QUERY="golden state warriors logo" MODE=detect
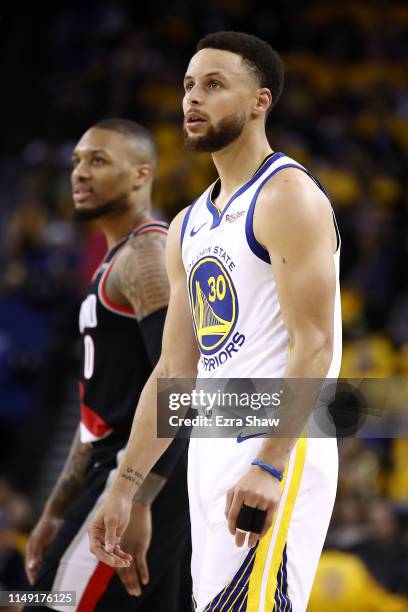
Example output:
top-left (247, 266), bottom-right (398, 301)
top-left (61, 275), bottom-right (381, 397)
top-left (188, 257), bottom-right (238, 355)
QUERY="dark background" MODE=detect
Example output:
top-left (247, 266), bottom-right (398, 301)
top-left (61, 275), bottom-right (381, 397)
top-left (0, 2), bottom-right (407, 609)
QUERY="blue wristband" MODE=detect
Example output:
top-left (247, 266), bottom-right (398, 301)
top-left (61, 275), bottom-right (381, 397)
top-left (251, 459), bottom-right (284, 482)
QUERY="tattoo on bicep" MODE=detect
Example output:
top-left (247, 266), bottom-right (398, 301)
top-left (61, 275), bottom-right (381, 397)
top-left (121, 467), bottom-right (145, 485)
top-left (118, 234), bottom-right (169, 319)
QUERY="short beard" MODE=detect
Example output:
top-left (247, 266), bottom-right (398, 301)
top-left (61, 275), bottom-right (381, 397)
top-left (183, 112), bottom-right (246, 153)
top-left (73, 196), bottom-right (130, 223)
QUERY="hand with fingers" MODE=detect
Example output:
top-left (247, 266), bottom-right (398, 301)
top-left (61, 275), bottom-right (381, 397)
top-left (88, 493), bottom-right (133, 568)
top-left (225, 464), bottom-right (283, 548)
top-left (25, 514), bottom-right (64, 585)
top-left (116, 501), bottom-right (152, 597)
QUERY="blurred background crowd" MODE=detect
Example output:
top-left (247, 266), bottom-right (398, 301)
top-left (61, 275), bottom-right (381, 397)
top-left (0, 1), bottom-right (407, 609)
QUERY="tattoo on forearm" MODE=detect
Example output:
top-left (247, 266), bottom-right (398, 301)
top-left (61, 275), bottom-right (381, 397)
top-left (53, 477), bottom-right (81, 508)
top-left (47, 428), bottom-right (92, 516)
top-left (121, 467), bottom-right (145, 485)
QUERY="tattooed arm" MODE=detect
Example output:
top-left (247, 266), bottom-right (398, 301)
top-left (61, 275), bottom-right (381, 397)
top-left (42, 424), bottom-right (92, 518)
top-left (105, 229), bottom-right (182, 504)
top-left (25, 425), bottom-right (91, 583)
top-left (101, 228), bottom-right (186, 593)
top-left (88, 210), bottom-right (198, 567)
top-left (105, 231), bottom-right (169, 322)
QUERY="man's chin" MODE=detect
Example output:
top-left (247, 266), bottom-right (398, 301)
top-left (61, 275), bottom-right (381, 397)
top-left (73, 198), bottom-right (130, 222)
top-left (73, 204), bottom-right (109, 223)
top-left (182, 117), bottom-right (245, 153)
top-left (184, 133), bottom-right (217, 153)
top-left (73, 206), bottom-right (93, 222)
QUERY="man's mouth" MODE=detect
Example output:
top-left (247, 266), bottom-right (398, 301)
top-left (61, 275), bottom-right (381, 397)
top-left (73, 188), bottom-right (93, 204)
top-left (185, 113), bottom-right (208, 126)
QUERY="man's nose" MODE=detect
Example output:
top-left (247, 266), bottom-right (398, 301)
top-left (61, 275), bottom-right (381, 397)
top-left (72, 160), bottom-right (91, 181)
top-left (186, 84), bottom-right (204, 105)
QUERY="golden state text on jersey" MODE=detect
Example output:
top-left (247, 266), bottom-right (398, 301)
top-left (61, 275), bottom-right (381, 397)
top-left (181, 152), bottom-right (342, 380)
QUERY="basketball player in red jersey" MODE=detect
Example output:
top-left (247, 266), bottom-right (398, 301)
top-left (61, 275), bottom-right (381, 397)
top-left (24, 119), bottom-right (190, 611)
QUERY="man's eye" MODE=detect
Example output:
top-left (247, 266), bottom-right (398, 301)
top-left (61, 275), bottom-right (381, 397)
top-left (92, 157), bottom-right (105, 165)
top-left (209, 81), bottom-right (221, 89)
top-left (185, 82), bottom-right (194, 91)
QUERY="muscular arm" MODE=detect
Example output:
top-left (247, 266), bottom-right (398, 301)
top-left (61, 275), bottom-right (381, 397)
top-left (110, 210), bottom-right (199, 497)
top-left (225, 168), bottom-right (339, 546)
top-left (44, 424), bottom-right (92, 518)
top-left (88, 210), bottom-right (199, 565)
top-left (25, 424), bottom-right (92, 583)
top-left (106, 231), bottom-right (169, 322)
top-left (104, 219), bottom-right (198, 503)
top-left (253, 167), bottom-right (337, 471)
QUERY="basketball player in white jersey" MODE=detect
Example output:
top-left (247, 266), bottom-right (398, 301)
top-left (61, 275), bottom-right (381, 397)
top-left (88, 32), bottom-right (342, 611)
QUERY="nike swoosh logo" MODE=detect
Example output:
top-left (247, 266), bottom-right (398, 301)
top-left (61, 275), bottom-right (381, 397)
top-left (236, 431), bottom-right (267, 443)
top-left (190, 222), bottom-right (207, 237)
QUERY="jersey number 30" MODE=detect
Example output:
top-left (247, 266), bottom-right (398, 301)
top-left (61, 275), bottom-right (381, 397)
top-left (208, 275), bottom-right (226, 302)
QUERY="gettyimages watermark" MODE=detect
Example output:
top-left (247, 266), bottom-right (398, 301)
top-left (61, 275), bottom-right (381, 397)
top-left (167, 387), bottom-right (284, 412)
top-left (157, 378), bottom-right (408, 439)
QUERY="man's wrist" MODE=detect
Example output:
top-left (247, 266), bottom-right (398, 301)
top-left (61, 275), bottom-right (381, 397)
top-left (111, 477), bottom-right (139, 501)
top-left (257, 438), bottom-right (294, 474)
top-left (254, 455), bottom-right (287, 475)
top-left (251, 459), bottom-right (284, 482)
top-left (132, 499), bottom-right (151, 509)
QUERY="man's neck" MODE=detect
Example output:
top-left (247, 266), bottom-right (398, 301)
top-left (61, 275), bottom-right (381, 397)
top-left (99, 208), bottom-right (151, 249)
top-left (211, 128), bottom-right (273, 211)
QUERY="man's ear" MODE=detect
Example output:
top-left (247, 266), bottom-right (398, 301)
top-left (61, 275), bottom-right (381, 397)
top-left (132, 164), bottom-right (153, 190)
top-left (252, 88), bottom-right (272, 119)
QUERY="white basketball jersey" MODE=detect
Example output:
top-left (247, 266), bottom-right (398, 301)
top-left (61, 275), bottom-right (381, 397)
top-left (181, 152), bottom-right (342, 379)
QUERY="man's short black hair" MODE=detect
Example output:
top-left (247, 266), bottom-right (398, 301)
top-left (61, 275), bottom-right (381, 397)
top-left (92, 118), bottom-right (157, 167)
top-left (196, 31), bottom-right (284, 110)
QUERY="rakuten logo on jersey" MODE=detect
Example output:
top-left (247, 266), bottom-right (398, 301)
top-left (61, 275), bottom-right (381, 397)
top-left (225, 210), bottom-right (245, 223)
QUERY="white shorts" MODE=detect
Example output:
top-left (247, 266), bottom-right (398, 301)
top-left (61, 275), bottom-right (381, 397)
top-left (188, 436), bottom-right (338, 612)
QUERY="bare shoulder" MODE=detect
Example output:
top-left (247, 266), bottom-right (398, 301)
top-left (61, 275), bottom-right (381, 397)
top-left (111, 229), bottom-right (169, 321)
top-left (118, 229), bottom-right (167, 265)
top-left (254, 167), bottom-right (336, 255)
top-left (110, 207), bottom-right (191, 319)
top-left (167, 205), bottom-right (191, 244)
top-left (257, 167), bottom-right (331, 222)
top-left (164, 206), bottom-right (191, 280)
